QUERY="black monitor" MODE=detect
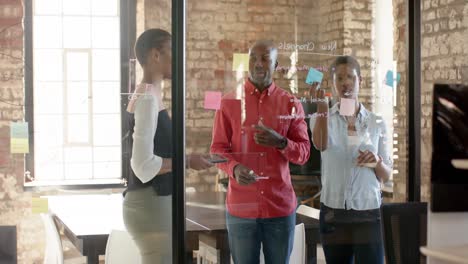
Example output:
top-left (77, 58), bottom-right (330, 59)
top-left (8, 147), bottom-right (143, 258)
top-left (431, 83), bottom-right (468, 212)
top-left (289, 101), bottom-right (321, 176)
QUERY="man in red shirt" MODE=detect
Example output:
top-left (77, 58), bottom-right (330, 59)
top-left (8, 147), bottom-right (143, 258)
top-left (210, 40), bottom-right (310, 264)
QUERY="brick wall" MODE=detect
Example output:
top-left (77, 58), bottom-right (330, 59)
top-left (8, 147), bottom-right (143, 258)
top-left (392, 0), bottom-right (468, 202)
top-left (0, 1), bottom-right (45, 263)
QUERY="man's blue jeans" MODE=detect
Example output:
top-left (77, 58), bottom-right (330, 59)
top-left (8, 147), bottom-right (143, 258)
top-left (226, 211), bottom-right (296, 264)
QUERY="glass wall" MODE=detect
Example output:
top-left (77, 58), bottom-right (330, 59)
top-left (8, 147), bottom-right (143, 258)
top-left (7, 0), bottom-right (464, 263)
top-left (183, 0), bottom-right (403, 263)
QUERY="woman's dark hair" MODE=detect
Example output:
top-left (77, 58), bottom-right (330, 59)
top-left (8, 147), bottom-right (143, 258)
top-left (330, 55), bottom-right (361, 77)
top-left (134, 28), bottom-right (171, 66)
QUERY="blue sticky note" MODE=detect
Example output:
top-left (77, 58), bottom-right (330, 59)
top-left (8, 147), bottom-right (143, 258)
top-left (385, 70), bottom-right (401, 87)
top-left (11, 122), bottom-right (29, 139)
top-left (305, 68), bottom-right (324, 85)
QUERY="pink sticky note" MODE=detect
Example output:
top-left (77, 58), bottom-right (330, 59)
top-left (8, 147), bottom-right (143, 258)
top-left (204, 91), bottom-right (222, 110)
top-left (339, 98), bottom-right (356, 116)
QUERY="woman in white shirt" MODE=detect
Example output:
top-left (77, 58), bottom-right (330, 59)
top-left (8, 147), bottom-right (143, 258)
top-left (310, 56), bottom-right (392, 264)
top-left (123, 28), bottom-right (213, 264)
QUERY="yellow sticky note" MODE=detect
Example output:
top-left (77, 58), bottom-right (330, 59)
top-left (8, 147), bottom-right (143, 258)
top-left (32, 198), bottom-right (48, 214)
top-left (232, 53), bottom-right (249, 72)
top-left (11, 138), bottom-right (29, 154)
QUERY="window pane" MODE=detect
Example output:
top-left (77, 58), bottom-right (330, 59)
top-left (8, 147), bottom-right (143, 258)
top-left (63, 147), bottom-right (93, 179)
top-left (67, 82), bottom-right (89, 114)
top-left (66, 52), bottom-right (89, 81)
top-left (34, 0), bottom-right (62, 15)
top-left (63, 17), bottom-right (91, 48)
top-left (34, 50), bottom-right (63, 81)
top-left (92, 50), bottom-right (119, 81)
top-left (93, 114), bottom-right (120, 146)
top-left (33, 16), bottom-right (62, 48)
top-left (93, 162), bottom-right (120, 179)
top-left (93, 146), bottom-right (121, 162)
top-left (34, 82), bottom-right (63, 114)
top-left (64, 163), bottom-right (93, 180)
top-left (67, 114), bottom-right (89, 143)
top-left (91, 0), bottom-right (118, 16)
top-left (35, 163), bottom-right (64, 181)
top-left (92, 17), bottom-right (119, 49)
top-left (92, 82), bottom-right (120, 114)
top-left (64, 146), bottom-right (92, 163)
top-left (35, 146), bottom-right (63, 180)
top-left (34, 115), bottom-right (64, 147)
top-left (63, 0), bottom-right (90, 15)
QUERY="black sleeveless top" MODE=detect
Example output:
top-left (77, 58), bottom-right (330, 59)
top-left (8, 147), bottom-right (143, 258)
top-left (124, 109), bottom-right (173, 196)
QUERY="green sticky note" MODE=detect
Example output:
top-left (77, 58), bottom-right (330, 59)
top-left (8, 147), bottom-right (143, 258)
top-left (232, 53), bottom-right (249, 71)
top-left (32, 198), bottom-right (48, 214)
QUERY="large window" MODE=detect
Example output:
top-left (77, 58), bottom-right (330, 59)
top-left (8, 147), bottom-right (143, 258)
top-left (25, 0), bottom-right (132, 186)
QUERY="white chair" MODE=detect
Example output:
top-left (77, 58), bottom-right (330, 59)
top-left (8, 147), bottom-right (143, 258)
top-left (289, 223), bottom-right (306, 264)
top-left (105, 229), bottom-right (141, 264)
top-left (41, 213), bottom-right (86, 264)
top-left (258, 223), bottom-right (306, 264)
top-left (195, 240), bottom-right (220, 264)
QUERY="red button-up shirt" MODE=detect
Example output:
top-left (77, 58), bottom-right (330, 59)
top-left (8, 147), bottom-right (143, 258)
top-left (210, 79), bottom-right (310, 218)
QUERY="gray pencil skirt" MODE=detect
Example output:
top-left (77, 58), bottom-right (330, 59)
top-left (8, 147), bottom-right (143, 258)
top-left (123, 186), bottom-right (172, 264)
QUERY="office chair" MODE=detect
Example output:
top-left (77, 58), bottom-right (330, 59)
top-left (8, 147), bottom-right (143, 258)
top-left (380, 202), bottom-right (428, 264)
top-left (0, 226), bottom-right (17, 264)
top-left (41, 214), bottom-right (86, 264)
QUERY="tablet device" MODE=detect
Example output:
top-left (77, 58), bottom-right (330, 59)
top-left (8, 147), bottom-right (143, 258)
top-left (206, 154), bottom-right (228, 163)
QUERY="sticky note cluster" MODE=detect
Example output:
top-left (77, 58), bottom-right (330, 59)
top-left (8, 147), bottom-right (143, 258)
top-left (10, 122), bottom-right (29, 154)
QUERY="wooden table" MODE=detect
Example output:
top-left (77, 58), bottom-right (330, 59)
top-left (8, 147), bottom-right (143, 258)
top-left (421, 245), bottom-right (468, 264)
top-left (48, 192), bottom-right (319, 264)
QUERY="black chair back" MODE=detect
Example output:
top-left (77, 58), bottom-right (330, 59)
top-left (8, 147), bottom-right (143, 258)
top-left (0, 226), bottom-right (17, 264)
top-left (380, 202), bottom-right (427, 264)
